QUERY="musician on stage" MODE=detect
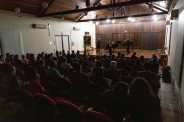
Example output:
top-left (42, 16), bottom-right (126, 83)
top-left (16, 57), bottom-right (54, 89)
top-left (126, 39), bottom-right (130, 54)
top-left (96, 38), bottom-right (101, 53)
top-left (111, 41), bottom-right (116, 52)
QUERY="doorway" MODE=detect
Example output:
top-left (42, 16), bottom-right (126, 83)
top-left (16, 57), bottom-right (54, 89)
top-left (55, 35), bottom-right (70, 52)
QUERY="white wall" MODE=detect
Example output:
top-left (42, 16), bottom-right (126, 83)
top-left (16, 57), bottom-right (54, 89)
top-left (0, 11), bottom-right (96, 55)
top-left (166, 0), bottom-right (184, 115)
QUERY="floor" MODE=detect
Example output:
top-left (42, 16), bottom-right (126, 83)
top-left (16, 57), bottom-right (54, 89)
top-left (160, 80), bottom-right (183, 122)
top-left (87, 48), bottom-right (158, 58)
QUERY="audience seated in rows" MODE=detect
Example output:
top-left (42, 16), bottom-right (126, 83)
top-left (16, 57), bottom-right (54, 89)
top-left (0, 50), bottom-right (163, 122)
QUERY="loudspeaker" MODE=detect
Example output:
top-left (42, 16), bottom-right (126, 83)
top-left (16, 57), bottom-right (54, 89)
top-left (170, 9), bottom-right (178, 20)
top-left (73, 27), bottom-right (80, 31)
top-left (32, 24), bottom-right (47, 29)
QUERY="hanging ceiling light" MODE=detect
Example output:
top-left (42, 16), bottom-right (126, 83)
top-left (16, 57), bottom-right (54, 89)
top-left (14, 7), bottom-right (21, 13)
top-left (42, 1), bottom-right (48, 8)
top-left (75, 5), bottom-right (79, 9)
top-left (151, 9), bottom-right (155, 14)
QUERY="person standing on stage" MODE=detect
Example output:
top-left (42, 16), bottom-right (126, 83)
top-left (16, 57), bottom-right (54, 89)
top-left (109, 44), bottom-right (113, 58)
top-left (126, 39), bottom-right (130, 54)
top-left (96, 38), bottom-right (101, 53)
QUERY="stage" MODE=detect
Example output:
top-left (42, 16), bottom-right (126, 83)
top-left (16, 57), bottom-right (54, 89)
top-left (86, 48), bottom-right (159, 59)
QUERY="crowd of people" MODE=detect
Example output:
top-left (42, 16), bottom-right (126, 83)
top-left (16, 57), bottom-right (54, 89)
top-left (0, 50), bottom-right (162, 122)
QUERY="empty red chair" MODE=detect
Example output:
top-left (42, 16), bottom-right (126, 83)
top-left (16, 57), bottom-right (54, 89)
top-left (56, 100), bottom-right (83, 122)
top-left (84, 110), bottom-right (114, 122)
top-left (34, 93), bottom-right (57, 120)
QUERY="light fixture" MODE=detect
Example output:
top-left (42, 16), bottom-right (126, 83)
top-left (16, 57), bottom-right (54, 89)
top-left (84, 11), bottom-right (88, 16)
top-left (14, 7), bottom-right (21, 13)
top-left (112, 20), bottom-right (116, 23)
top-left (125, 30), bottom-right (127, 33)
top-left (75, 5), bottom-right (79, 9)
top-left (96, 22), bottom-right (99, 25)
top-left (131, 18), bottom-right (135, 22)
top-left (151, 9), bottom-right (155, 14)
top-left (106, 19), bottom-right (110, 23)
top-left (42, 1), bottom-right (48, 8)
top-left (153, 15), bottom-right (158, 21)
top-left (89, 21), bottom-right (93, 24)
top-left (127, 17), bottom-right (132, 21)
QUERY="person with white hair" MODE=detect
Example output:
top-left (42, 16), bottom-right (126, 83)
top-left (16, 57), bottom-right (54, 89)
top-left (105, 61), bottom-right (121, 85)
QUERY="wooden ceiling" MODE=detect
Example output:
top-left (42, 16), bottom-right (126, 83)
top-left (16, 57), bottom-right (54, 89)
top-left (0, 0), bottom-right (173, 23)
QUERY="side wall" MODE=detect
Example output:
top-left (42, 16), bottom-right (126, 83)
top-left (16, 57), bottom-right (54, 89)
top-left (166, 0), bottom-right (184, 118)
top-left (0, 11), bottom-right (96, 55)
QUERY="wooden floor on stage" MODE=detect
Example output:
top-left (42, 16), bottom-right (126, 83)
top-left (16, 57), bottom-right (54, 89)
top-left (87, 48), bottom-right (158, 59)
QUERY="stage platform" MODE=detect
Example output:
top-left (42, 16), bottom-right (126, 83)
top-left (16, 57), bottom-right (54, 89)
top-left (86, 48), bottom-right (159, 59)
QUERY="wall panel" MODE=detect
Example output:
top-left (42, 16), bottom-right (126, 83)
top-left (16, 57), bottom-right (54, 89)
top-left (96, 20), bottom-right (166, 49)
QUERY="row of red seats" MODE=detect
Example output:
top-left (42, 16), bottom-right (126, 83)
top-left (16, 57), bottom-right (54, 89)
top-left (0, 83), bottom-right (115, 122)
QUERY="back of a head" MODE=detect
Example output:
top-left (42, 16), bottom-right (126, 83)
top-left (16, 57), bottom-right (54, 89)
top-left (49, 60), bottom-right (57, 68)
top-left (144, 61), bottom-right (150, 70)
top-left (72, 62), bottom-right (81, 72)
top-left (129, 77), bottom-right (154, 98)
top-left (95, 60), bottom-right (102, 68)
top-left (121, 53), bottom-right (125, 58)
top-left (24, 67), bottom-right (37, 81)
top-left (1, 63), bottom-right (15, 76)
top-left (113, 82), bottom-right (129, 96)
top-left (110, 61), bottom-right (117, 69)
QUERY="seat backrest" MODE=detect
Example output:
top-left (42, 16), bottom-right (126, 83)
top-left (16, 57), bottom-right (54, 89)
top-left (84, 110), bottom-right (114, 122)
top-left (56, 100), bottom-right (83, 122)
top-left (34, 93), bottom-right (57, 117)
top-left (123, 65), bottom-right (133, 73)
top-left (16, 87), bottom-right (34, 108)
top-left (0, 84), bottom-right (16, 102)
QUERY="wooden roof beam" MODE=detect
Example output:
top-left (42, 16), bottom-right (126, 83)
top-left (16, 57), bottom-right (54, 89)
top-left (40, 0), bottom-right (165, 17)
top-left (38, 0), bottom-right (55, 17)
top-left (145, 3), bottom-right (168, 12)
top-left (77, 11), bottom-right (167, 22)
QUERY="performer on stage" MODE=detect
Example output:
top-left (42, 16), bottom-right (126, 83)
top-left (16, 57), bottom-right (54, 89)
top-left (126, 39), bottom-right (130, 54)
top-left (111, 41), bottom-right (116, 52)
top-left (108, 44), bottom-right (113, 58)
top-left (96, 38), bottom-right (101, 53)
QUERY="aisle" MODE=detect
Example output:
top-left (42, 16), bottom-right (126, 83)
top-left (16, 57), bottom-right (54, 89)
top-left (160, 81), bottom-right (183, 122)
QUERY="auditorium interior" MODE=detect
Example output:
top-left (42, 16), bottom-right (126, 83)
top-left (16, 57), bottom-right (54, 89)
top-left (0, 0), bottom-right (184, 121)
